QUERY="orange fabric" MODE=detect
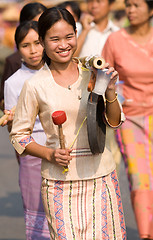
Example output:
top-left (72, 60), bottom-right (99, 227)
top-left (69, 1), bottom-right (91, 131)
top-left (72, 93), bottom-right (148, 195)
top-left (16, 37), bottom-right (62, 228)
top-left (131, 190), bottom-right (153, 239)
top-left (102, 28), bottom-right (153, 116)
top-left (2, 27), bottom-right (16, 49)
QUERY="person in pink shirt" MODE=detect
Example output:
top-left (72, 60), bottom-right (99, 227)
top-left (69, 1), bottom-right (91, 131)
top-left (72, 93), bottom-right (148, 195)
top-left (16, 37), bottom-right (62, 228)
top-left (102, 0), bottom-right (153, 239)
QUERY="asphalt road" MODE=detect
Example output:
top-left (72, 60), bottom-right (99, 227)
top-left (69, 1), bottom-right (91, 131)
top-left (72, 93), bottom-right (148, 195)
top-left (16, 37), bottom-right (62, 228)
top-left (0, 125), bottom-right (140, 240)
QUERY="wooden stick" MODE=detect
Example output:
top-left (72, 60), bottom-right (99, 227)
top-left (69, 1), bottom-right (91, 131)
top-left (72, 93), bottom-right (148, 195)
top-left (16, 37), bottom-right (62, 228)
top-left (58, 125), bottom-right (68, 172)
top-left (0, 106), bottom-right (16, 126)
top-left (58, 125), bottom-right (65, 149)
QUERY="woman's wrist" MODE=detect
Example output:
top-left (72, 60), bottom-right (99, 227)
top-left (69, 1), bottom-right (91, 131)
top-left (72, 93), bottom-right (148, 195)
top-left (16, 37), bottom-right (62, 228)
top-left (105, 89), bottom-right (116, 101)
top-left (105, 93), bottom-right (118, 103)
top-left (45, 147), bottom-right (54, 163)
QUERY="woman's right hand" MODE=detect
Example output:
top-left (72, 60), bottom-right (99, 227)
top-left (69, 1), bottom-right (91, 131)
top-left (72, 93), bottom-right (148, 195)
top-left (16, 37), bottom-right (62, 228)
top-left (1, 109), bottom-right (14, 127)
top-left (80, 13), bottom-right (94, 32)
top-left (49, 148), bottom-right (72, 167)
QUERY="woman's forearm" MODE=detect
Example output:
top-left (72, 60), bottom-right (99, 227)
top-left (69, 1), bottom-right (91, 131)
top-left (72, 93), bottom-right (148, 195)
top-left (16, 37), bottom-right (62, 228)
top-left (105, 90), bottom-right (121, 126)
top-left (25, 141), bottom-right (72, 167)
top-left (25, 141), bottom-right (53, 162)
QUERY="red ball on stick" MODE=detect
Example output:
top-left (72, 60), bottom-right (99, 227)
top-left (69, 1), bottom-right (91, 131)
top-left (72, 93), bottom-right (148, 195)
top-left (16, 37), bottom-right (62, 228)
top-left (52, 110), bottom-right (68, 173)
top-left (52, 111), bottom-right (67, 125)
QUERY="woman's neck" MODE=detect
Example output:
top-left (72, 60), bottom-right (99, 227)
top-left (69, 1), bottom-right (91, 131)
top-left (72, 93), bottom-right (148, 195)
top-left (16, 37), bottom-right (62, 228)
top-left (49, 60), bottom-right (79, 88)
top-left (24, 60), bottom-right (44, 70)
top-left (49, 59), bottom-right (72, 73)
top-left (126, 22), bottom-right (152, 44)
top-left (129, 22), bottom-right (151, 35)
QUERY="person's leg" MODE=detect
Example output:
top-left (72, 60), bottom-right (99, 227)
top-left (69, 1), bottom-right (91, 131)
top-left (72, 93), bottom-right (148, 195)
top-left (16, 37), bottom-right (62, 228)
top-left (116, 115), bottom-right (153, 240)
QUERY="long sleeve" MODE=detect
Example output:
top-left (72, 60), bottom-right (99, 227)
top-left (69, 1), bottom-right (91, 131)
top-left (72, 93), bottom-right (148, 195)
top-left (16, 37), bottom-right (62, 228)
top-left (4, 78), bottom-right (18, 110)
top-left (10, 79), bottom-right (39, 154)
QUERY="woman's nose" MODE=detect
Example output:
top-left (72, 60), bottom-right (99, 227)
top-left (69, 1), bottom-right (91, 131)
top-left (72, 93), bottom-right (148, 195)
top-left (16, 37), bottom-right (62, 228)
top-left (59, 39), bottom-right (68, 48)
top-left (30, 44), bottom-right (37, 53)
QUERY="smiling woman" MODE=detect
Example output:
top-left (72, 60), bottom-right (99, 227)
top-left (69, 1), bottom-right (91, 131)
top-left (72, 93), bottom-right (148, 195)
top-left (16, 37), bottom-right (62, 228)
top-left (9, 7), bottom-right (126, 239)
top-left (41, 19), bottom-right (77, 68)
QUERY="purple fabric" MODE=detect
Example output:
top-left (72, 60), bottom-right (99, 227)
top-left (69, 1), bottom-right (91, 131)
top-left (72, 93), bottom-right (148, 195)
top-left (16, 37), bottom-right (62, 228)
top-left (19, 155), bottom-right (50, 240)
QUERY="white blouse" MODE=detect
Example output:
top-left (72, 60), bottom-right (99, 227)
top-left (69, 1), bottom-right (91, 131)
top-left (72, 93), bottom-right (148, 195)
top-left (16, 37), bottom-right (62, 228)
top-left (10, 61), bottom-right (125, 181)
top-left (4, 63), bottom-right (46, 145)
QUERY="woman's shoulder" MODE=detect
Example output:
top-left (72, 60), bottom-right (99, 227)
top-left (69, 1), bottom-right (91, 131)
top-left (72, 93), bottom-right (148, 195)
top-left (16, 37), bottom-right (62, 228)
top-left (5, 63), bottom-right (38, 87)
top-left (25, 63), bottom-right (51, 87)
top-left (108, 28), bottom-right (125, 40)
top-left (5, 67), bottom-right (24, 87)
top-left (105, 29), bottom-right (128, 48)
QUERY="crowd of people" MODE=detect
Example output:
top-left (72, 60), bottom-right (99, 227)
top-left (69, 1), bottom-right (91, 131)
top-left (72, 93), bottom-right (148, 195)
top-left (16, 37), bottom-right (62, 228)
top-left (0, 0), bottom-right (153, 240)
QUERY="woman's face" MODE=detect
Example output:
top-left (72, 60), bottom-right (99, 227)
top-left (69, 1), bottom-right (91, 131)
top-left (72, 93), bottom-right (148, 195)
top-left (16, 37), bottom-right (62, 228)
top-left (125, 0), bottom-right (153, 26)
top-left (41, 19), bottom-right (77, 65)
top-left (18, 28), bottom-right (44, 70)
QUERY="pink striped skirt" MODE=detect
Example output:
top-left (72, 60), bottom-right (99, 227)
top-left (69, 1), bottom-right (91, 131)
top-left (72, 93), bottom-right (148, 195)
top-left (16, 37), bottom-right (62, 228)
top-left (41, 170), bottom-right (126, 240)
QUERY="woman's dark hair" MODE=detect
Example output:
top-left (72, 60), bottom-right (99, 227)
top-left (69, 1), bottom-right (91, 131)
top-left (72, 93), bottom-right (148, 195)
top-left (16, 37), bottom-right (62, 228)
top-left (38, 7), bottom-right (76, 65)
top-left (57, 1), bottom-right (81, 20)
top-left (109, 0), bottom-right (116, 4)
top-left (19, 2), bottom-right (47, 23)
top-left (15, 21), bottom-right (39, 49)
top-left (125, 0), bottom-right (153, 10)
top-left (146, 0), bottom-right (153, 10)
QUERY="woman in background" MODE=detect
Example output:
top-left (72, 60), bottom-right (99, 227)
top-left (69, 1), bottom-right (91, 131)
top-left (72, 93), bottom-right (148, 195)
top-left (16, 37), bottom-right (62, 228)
top-left (102, 0), bottom-right (153, 239)
top-left (0, 2), bottom-right (47, 110)
top-left (3, 21), bottom-right (50, 239)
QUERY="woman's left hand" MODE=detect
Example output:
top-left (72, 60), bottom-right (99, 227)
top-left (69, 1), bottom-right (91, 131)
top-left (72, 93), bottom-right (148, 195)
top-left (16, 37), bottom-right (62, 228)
top-left (104, 63), bottom-right (119, 91)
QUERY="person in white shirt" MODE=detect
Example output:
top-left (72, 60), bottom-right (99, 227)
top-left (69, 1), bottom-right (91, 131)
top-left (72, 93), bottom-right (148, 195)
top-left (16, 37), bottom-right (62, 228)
top-left (74, 0), bottom-right (119, 57)
top-left (3, 20), bottom-right (50, 240)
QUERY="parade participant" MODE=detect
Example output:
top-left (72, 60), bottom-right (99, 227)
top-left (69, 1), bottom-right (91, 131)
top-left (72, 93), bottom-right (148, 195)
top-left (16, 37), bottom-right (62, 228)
top-left (74, 0), bottom-right (122, 176)
top-left (10, 7), bottom-right (126, 239)
top-left (0, 2), bottom-right (47, 111)
top-left (102, 0), bottom-right (153, 239)
top-left (74, 0), bottom-right (119, 57)
top-left (3, 20), bottom-right (50, 239)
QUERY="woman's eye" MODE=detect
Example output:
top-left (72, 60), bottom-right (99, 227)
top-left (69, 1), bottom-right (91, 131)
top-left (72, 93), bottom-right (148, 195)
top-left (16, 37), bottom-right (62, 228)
top-left (22, 44), bottom-right (28, 48)
top-left (67, 36), bottom-right (72, 39)
top-left (51, 38), bottom-right (58, 42)
top-left (67, 34), bottom-right (75, 40)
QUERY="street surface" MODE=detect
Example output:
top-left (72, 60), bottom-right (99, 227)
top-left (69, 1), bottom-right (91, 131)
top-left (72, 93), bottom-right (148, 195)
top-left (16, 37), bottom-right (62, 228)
top-left (0, 125), bottom-right (140, 240)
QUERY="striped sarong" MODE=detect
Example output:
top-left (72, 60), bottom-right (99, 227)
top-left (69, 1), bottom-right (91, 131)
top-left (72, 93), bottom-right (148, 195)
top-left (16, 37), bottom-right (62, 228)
top-left (19, 155), bottom-right (50, 239)
top-left (116, 115), bottom-right (153, 239)
top-left (41, 170), bottom-right (126, 240)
